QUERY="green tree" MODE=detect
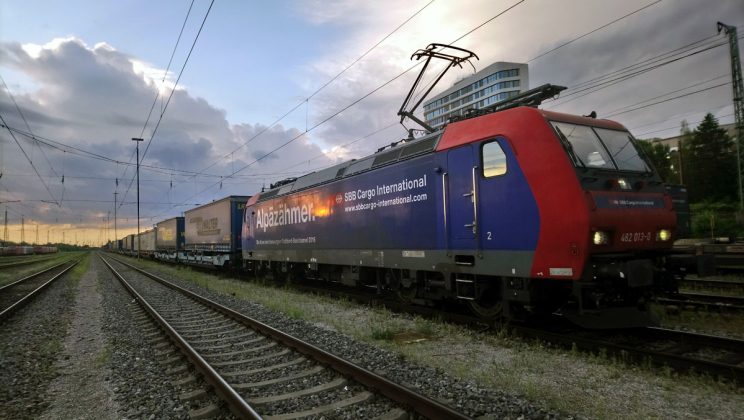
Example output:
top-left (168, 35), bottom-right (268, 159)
top-left (683, 114), bottom-right (736, 202)
top-left (636, 140), bottom-right (675, 182)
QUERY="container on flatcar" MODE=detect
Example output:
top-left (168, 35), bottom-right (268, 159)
top-left (183, 195), bottom-right (250, 267)
top-left (125, 234), bottom-right (135, 254)
top-left (665, 184), bottom-right (691, 239)
top-left (138, 229), bottom-right (157, 257)
top-left (155, 217), bottom-right (184, 262)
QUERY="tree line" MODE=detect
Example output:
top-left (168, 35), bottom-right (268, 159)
top-left (637, 113), bottom-right (740, 238)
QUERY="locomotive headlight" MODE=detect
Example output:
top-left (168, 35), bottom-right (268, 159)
top-left (592, 231), bottom-right (610, 245)
top-left (617, 178), bottom-right (631, 190)
top-left (656, 229), bottom-right (672, 241)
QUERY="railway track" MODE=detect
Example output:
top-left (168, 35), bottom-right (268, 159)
top-left (679, 277), bottom-right (744, 294)
top-left (515, 324), bottom-right (744, 383)
top-left (284, 279), bottom-right (744, 383)
top-left (0, 255), bottom-right (59, 270)
top-left (656, 292), bottom-right (744, 313)
top-left (0, 259), bottom-right (79, 321)
top-left (100, 254), bottom-right (470, 419)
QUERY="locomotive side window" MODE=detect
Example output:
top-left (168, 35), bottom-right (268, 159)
top-left (482, 141), bottom-right (507, 177)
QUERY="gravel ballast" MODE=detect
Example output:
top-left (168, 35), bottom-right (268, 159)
top-left (126, 256), bottom-right (744, 419)
top-left (9, 252), bottom-right (740, 419)
top-left (0, 258), bottom-right (78, 419)
top-left (124, 258), bottom-right (564, 419)
top-left (39, 257), bottom-right (119, 419)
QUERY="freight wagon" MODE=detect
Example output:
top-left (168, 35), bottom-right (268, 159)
top-left (182, 195), bottom-right (249, 267)
top-left (138, 229), bottom-right (157, 257)
top-left (155, 217), bottom-right (185, 262)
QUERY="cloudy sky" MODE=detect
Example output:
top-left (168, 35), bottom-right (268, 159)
top-left (0, 0), bottom-right (742, 245)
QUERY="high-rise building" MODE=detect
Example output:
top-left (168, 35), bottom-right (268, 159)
top-left (422, 62), bottom-right (529, 129)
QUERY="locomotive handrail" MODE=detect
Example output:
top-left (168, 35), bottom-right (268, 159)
top-left (442, 172), bottom-right (449, 255)
top-left (471, 166), bottom-right (479, 251)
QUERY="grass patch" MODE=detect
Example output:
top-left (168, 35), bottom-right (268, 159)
top-left (370, 325), bottom-right (397, 341)
top-left (0, 251), bottom-right (84, 286)
top-left (653, 303), bottom-right (744, 338)
top-left (67, 253), bottom-right (91, 285)
top-left (96, 342), bottom-right (113, 368)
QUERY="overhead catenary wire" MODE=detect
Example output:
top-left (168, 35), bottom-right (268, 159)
top-left (527, 0), bottom-right (662, 63)
top-left (545, 32), bottom-right (742, 109)
top-left (632, 111), bottom-right (735, 138)
top-left (0, 75), bottom-right (60, 179)
top-left (601, 74), bottom-right (729, 116)
top-left (0, 113), bottom-right (58, 206)
top-left (0, 124), bottom-right (264, 179)
top-left (604, 82), bottom-right (731, 118)
top-left (551, 42), bottom-right (729, 105)
top-left (185, 0), bottom-right (437, 184)
top-left (119, 0), bottom-right (215, 209)
top-left (147, 0), bottom-right (530, 221)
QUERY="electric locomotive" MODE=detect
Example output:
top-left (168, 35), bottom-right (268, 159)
top-left (241, 103), bottom-right (676, 328)
top-left (241, 46), bottom-right (677, 328)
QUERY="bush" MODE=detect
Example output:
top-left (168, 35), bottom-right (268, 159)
top-left (690, 201), bottom-right (743, 239)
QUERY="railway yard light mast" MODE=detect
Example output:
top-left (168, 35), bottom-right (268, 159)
top-left (718, 22), bottom-right (744, 212)
top-left (114, 192), bottom-right (118, 246)
top-left (132, 137), bottom-right (144, 258)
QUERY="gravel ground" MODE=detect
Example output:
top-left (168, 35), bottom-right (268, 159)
top-left (123, 256), bottom-right (744, 419)
top-left (0, 258), bottom-right (77, 419)
top-left (131, 259), bottom-right (564, 419)
top-left (95, 255), bottom-right (212, 419)
top-left (6, 250), bottom-right (741, 419)
top-left (1, 254), bottom-right (223, 419)
top-left (39, 258), bottom-right (119, 419)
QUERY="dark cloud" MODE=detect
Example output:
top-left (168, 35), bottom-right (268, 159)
top-left (0, 38), bottom-right (331, 232)
top-left (528, 0), bottom-right (744, 133)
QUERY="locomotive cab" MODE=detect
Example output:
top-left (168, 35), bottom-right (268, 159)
top-left (546, 116), bottom-right (677, 327)
top-left (439, 107), bottom-right (678, 328)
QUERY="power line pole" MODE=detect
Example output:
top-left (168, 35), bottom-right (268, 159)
top-left (114, 191), bottom-right (118, 244)
top-left (21, 216), bottom-right (24, 244)
top-left (718, 22), bottom-right (744, 212)
top-left (132, 137), bottom-right (144, 259)
top-left (3, 209), bottom-right (6, 243)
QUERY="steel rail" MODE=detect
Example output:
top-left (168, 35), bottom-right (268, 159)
top-left (108, 255), bottom-right (471, 420)
top-left (98, 254), bottom-right (261, 419)
top-left (0, 255), bottom-right (59, 270)
top-left (512, 325), bottom-right (744, 383)
top-left (681, 278), bottom-right (744, 289)
top-left (0, 260), bottom-right (72, 292)
top-left (0, 260), bottom-right (78, 321)
top-left (655, 294), bottom-right (744, 313)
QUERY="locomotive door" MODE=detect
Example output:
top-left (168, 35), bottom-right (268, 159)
top-left (446, 145), bottom-right (478, 250)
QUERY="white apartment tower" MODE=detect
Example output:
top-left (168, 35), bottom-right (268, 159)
top-left (422, 62), bottom-right (529, 129)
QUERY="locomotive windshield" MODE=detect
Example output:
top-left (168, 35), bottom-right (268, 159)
top-left (550, 121), bottom-right (650, 172)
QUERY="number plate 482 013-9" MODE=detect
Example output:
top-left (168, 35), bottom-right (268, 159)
top-left (619, 231), bottom-right (652, 242)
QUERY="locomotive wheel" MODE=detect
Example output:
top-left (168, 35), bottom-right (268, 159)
top-left (396, 285), bottom-right (417, 304)
top-left (468, 282), bottom-right (503, 319)
top-left (388, 269), bottom-right (417, 303)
